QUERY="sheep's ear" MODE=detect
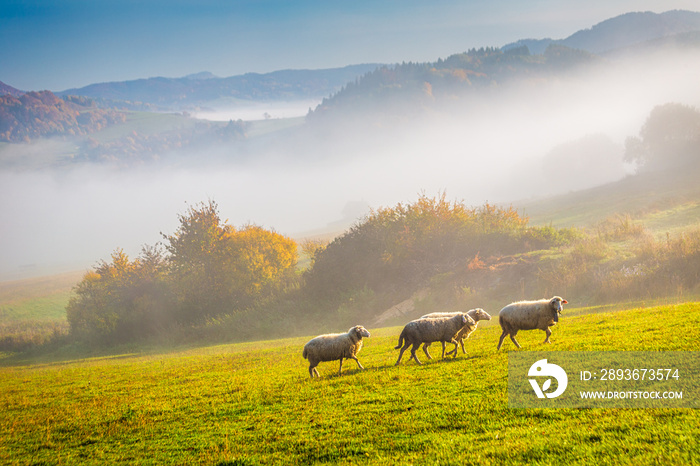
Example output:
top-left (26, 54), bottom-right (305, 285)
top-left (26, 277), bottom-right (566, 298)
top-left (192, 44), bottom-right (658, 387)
top-left (562, 300), bottom-right (568, 304)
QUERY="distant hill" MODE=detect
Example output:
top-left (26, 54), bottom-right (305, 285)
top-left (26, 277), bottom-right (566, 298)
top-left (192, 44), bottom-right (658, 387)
top-left (311, 10), bottom-right (700, 123)
top-left (57, 64), bottom-right (381, 111)
top-left (0, 91), bottom-right (126, 143)
top-left (307, 45), bottom-right (600, 121)
top-left (0, 81), bottom-right (24, 98)
top-left (502, 10), bottom-right (700, 54)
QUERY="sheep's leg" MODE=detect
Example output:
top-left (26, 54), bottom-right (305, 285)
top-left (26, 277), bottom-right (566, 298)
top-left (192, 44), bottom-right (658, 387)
top-left (338, 357), bottom-right (344, 375)
top-left (440, 341), bottom-right (447, 359)
top-left (450, 340), bottom-right (459, 358)
top-left (409, 342), bottom-right (423, 365)
top-left (309, 362), bottom-right (319, 378)
top-left (350, 355), bottom-right (365, 370)
top-left (543, 328), bottom-right (552, 344)
top-left (446, 338), bottom-right (465, 356)
top-left (497, 330), bottom-right (508, 350)
top-left (395, 342), bottom-right (412, 366)
top-left (509, 331), bottom-right (522, 349)
top-left (422, 343), bottom-right (433, 360)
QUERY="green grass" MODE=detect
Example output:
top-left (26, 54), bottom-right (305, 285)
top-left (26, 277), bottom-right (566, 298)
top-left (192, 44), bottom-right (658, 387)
top-left (1, 302), bottom-right (699, 465)
top-left (640, 201), bottom-right (700, 238)
top-left (0, 271), bottom-right (82, 322)
top-left (89, 112), bottom-right (203, 143)
top-left (521, 170), bottom-right (700, 234)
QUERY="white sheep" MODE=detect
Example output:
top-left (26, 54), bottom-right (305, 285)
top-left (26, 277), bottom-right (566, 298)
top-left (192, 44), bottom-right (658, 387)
top-left (496, 296), bottom-right (568, 350)
top-left (302, 325), bottom-right (371, 378)
top-left (394, 314), bottom-right (474, 365)
top-left (420, 308), bottom-right (493, 357)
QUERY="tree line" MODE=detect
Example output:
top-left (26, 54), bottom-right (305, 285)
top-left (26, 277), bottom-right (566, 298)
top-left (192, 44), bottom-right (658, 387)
top-left (66, 196), bottom-right (573, 344)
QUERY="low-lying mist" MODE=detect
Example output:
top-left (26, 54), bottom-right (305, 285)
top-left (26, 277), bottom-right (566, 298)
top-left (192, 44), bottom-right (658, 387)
top-left (191, 99), bottom-right (321, 122)
top-left (1, 48), bottom-right (699, 280)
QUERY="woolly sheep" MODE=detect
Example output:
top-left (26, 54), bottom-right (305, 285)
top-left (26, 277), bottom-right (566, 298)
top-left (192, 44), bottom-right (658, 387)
top-left (302, 325), bottom-right (371, 378)
top-left (394, 314), bottom-right (474, 365)
top-left (420, 308), bottom-right (493, 357)
top-left (497, 296), bottom-right (568, 350)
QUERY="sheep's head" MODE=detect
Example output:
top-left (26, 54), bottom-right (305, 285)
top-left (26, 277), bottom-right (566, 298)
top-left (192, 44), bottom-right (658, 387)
top-left (550, 297), bottom-right (568, 322)
top-left (351, 325), bottom-right (371, 339)
top-left (469, 308), bottom-right (492, 322)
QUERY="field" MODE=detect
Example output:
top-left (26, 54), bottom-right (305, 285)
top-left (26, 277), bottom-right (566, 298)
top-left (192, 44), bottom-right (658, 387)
top-left (521, 170), bottom-right (700, 234)
top-left (1, 302), bottom-right (699, 465)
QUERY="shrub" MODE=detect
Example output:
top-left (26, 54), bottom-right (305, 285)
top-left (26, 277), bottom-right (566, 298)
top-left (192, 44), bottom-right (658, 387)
top-left (303, 193), bottom-right (565, 302)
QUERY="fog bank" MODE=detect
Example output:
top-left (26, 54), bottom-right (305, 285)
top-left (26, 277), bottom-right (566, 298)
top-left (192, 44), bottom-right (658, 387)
top-left (1, 49), bottom-right (699, 280)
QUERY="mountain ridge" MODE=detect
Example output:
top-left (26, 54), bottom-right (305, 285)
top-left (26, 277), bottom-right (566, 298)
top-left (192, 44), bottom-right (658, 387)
top-left (6, 10), bottom-right (698, 113)
top-left (56, 64), bottom-right (382, 110)
top-left (0, 81), bottom-right (24, 97)
top-left (502, 9), bottom-right (700, 54)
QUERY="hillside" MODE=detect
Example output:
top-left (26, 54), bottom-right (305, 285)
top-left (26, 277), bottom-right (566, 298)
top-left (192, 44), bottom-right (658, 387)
top-left (502, 10), bottom-right (700, 54)
top-left (0, 91), bottom-right (127, 143)
top-left (0, 81), bottom-right (24, 98)
top-left (519, 169), bottom-right (700, 234)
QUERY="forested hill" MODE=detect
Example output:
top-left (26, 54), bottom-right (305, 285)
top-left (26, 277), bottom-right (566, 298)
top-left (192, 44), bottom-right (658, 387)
top-left (308, 11), bottom-right (700, 122)
top-left (0, 81), bottom-right (24, 98)
top-left (57, 64), bottom-right (381, 110)
top-left (0, 91), bottom-right (127, 143)
top-left (503, 10), bottom-right (700, 55)
top-left (307, 45), bottom-right (598, 120)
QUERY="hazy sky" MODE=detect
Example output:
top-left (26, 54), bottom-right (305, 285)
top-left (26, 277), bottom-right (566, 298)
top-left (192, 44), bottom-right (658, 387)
top-left (2, 0), bottom-right (698, 91)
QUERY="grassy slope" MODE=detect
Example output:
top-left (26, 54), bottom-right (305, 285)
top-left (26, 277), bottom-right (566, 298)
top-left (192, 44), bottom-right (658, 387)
top-left (520, 170), bottom-right (700, 234)
top-left (1, 302), bottom-right (698, 465)
top-left (90, 112), bottom-right (201, 143)
top-left (0, 271), bottom-right (83, 322)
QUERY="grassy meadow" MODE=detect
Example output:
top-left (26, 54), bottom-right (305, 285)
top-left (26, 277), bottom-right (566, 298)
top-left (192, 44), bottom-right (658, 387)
top-left (0, 272), bottom-right (83, 351)
top-left (1, 302), bottom-right (699, 465)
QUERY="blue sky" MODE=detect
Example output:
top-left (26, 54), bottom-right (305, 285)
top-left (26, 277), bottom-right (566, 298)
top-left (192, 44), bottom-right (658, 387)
top-left (2, 0), bottom-right (699, 91)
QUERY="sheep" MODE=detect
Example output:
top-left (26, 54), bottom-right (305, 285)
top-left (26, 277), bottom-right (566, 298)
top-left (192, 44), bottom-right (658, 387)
top-left (302, 325), bottom-right (371, 378)
top-left (394, 313), bottom-right (474, 365)
top-left (420, 308), bottom-right (493, 357)
top-left (496, 296), bottom-right (568, 350)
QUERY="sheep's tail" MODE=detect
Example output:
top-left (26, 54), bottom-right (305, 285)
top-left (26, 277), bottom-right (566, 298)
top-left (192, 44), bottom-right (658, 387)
top-left (394, 330), bottom-right (405, 350)
top-left (302, 347), bottom-right (308, 360)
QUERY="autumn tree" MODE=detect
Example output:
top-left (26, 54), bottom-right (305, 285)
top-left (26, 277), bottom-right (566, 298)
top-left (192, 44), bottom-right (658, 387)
top-left (303, 193), bottom-right (547, 300)
top-left (66, 246), bottom-right (172, 342)
top-left (67, 200), bottom-right (298, 343)
top-left (163, 201), bottom-right (298, 322)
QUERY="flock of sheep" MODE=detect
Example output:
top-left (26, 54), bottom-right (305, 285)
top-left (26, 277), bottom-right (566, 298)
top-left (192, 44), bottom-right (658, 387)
top-left (302, 296), bottom-right (568, 377)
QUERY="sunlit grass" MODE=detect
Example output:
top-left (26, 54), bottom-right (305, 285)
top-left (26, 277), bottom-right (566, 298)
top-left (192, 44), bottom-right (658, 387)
top-left (1, 302), bottom-right (698, 464)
